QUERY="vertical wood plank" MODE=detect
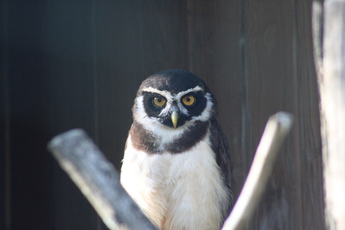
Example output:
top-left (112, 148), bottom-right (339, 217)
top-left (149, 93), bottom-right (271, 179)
top-left (141, 0), bottom-right (190, 74)
top-left (92, 0), bottom-right (146, 171)
top-left (4, 2), bottom-right (53, 229)
top-left (1, 44), bottom-right (10, 230)
top-left (44, 1), bottom-right (100, 229)
top-left (242, 0), bottom-right (325, 229)
top-left (244, 0), bottom-right (301, 229)
top-left (1, 0), bottom-right (9, 229)
top-left (294, 1), bottom-right (325, 229)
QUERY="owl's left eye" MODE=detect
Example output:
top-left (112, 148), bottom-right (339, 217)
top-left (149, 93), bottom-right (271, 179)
top-left (153, 97), bottom-right (167, 107)
top-left (182, 95), bottom-right (195, 106)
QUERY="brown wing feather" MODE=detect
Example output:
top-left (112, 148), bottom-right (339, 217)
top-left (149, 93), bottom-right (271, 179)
top-left (209, 119), bottom-right (233, 217)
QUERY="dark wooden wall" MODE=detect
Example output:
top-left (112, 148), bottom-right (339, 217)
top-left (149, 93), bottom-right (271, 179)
top-left (1, 0), bottom-right (325, 229)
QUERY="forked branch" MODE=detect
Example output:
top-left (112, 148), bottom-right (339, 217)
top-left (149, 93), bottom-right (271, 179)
top-left (222, 112), bottom-right (294, 230)
top-left (48, 112), bottom-right (293, 230)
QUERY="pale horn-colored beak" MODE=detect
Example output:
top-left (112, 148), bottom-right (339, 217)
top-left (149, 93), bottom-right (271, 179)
top-left (171, 105), bottom-right (179, 129)
top-left (171, 111), bottom-right (179, 129)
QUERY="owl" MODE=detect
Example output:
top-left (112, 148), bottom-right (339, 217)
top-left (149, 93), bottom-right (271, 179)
top-left (121, 69), bottom-right (232, 230)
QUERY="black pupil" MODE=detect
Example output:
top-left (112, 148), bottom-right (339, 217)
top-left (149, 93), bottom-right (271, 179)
top-left (157, 98), bottom-right (162, 103)
top-left (186, 97), bottom-right (191, 102)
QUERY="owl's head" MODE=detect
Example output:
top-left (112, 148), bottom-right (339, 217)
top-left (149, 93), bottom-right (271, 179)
top-left (132, 69), bottom-right (217, 131)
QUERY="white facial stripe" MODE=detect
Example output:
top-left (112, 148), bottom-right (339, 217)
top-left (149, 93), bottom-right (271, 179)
top-left (191, 93), bottom-right (213, 121)
top-left (159, 103), bottom-right (172, 117)
top-left (176, 86), bottom-right (204, 116)
top-left (142, 87), bottom-right (173, 100)
top-left (134, 96), bottom-right (161, 126)
top-left (175, 85), bottom-right (204, 98)
top-left (177, 102), bottom-right (189, 115)
top-left (142, 85), bottom-right (203, 99)
top-left (133, 96), bottom-right (147, 121)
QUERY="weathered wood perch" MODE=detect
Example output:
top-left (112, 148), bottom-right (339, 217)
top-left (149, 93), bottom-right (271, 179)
top-left (48, 112), bottom-right (293, 230)
top-left (222, 112), bottom-right (293, 230)
top-left (317, 0), bottom-right (345, 229)
top-left (48, 130), bottom-right (157, 230)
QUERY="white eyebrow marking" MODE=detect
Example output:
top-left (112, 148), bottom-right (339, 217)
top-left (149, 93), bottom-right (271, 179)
top-left (142, 85), bottom-right (204, 98)
top-left (175, 85), bottom-right (204, 98)
top-left (142, 87), bottom-right (173, 99)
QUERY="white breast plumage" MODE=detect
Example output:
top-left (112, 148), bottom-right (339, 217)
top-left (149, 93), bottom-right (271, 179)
top-left (120, 129), bottom-right (229, 230)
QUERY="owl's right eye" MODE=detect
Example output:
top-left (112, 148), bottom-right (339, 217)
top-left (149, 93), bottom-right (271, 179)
top-left (152, 97), bottom-right (167, 107)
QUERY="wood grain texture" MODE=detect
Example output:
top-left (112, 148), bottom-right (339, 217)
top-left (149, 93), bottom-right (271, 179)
top-left (243, 0), bottom-right (325, 229)
top-left (141, 0), bottom-right (190, 74)
top-left (244, 0), bottom-right (299, 228)
top-left (294, 1), bottom-right (325, 229)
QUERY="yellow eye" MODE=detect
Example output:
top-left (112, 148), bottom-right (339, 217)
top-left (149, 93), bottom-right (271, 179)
top-left (153, 97), bottom-right (167, 107)
top-left (182, 95), bottom-right (195, 106)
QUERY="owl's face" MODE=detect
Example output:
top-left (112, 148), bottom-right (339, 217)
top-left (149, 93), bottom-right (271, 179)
top-left (132, 70), bottom-right (217, 131)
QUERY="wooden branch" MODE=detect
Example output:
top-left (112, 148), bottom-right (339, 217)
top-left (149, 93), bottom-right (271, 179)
top-left (48, 112), bottom-right (293, 230)
top-left (48, 129), bottom-right (157, 230)
top-left (222, 112), bottom-right (294, 230)
top-left (320, 1), bottom-right (345, 229)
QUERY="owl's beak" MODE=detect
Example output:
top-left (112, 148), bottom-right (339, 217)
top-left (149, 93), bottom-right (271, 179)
top-left (171, 105), bottom-right (179, 129)
top-left (171, 111), bottom-right (178, 128)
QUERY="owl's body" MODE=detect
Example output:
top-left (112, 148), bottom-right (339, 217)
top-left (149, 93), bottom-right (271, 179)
top-left (121, 70), bottom-right (232, 230)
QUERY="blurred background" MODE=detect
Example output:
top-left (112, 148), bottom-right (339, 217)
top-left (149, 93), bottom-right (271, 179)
top-left (1, 1), bottom-right (325, 229)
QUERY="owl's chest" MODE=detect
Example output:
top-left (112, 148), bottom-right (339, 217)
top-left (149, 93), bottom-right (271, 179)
top-left (121, 134), bottom-right (229, 230)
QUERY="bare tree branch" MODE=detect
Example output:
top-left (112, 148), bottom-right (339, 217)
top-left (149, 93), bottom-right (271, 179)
top-left (48, 112), bottom-right (293, 230)
top-left (48, 129), bottom-right (157, 230)
top-left (222, 112), bottom-right (294, 230)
